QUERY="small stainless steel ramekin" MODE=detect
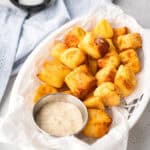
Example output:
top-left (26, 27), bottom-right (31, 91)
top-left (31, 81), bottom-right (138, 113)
top-left (32, 93), bottom-right (88, 137)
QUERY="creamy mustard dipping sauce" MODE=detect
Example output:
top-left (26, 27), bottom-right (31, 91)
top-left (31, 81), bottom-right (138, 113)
top-left (36, 101), bottom-right (83, 136)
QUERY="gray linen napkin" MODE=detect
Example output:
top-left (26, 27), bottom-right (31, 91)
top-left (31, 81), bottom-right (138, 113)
top-left (0, 0), bottom-right (70, 102)
top-left (0, 7), bottom-right (27, 101)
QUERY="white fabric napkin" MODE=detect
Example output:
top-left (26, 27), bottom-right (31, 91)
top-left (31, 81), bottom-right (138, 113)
top-left (0, 102), bottom-right (128, 150)
top-left (0, 0), bottom-right (128, 150)
top-left (0, 0), bottom-right (130, 150)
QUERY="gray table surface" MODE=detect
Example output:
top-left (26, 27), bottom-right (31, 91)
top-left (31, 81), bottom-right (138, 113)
top-left (0, 0), bottom-right (150, 150)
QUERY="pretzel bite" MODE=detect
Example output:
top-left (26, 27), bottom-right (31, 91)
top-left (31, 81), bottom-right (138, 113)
top-left (64, 26), bottom-right (85, 47)
top-left (87, 57), bottom-right (98, 75)
top-left (112, 27), bottom-right (128, 48)
top-left (113, 27), bottom-right (128, 37)
top-left (106, 39), bottom-right (117, 52)
top-left (34, 83), bottom-right (57, 103)
top-left (96, 66), bottom-right (117, 85)
top-left (95, 37), bottom-right (109, 57)
top-left (84, 96), bottom-right (105, 110)
top-left (37, 60), bottom-right (71, 88)
top-left (78, 32), bottom-right (109, 59)
top-left (117, 33), bottom-right (142, 51)
top-left (98, 52), bottom-right (120, 69)
top-left (119, 49), bottom-right (141, 73)
top-left (94, 19), bottom-right (113, 38)
top-left (63, 90), bottom-right (73, 95)
top-left (60, 48), bottom-right (86, 69)
top-left (114, 65), bottom-right (136, 97)
top-left (94, 82), bottom-right (120, 106)
top-left (112, 37), bottom-right (118, 49)
top-left (65, 65), bottom-right (96, 99)
top-left (85, 91), bottom-right (94, 99)
top-left (51, 41), bottom-right (67, 60)
top-left (83, 109), bottom-right (112, 138)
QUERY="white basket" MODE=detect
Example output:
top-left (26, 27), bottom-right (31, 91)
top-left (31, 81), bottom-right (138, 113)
top-left (9, 9), bottom-right (150, 131)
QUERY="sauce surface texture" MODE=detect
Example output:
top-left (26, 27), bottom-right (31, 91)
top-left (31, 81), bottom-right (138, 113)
top-left (36, 101), bottom-right (83, 136)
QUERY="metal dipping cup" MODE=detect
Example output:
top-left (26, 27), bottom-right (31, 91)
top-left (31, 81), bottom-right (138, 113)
top-left (33, 93), bottom-right (88, 137)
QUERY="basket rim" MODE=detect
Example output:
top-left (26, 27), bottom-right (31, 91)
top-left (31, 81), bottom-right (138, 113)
top-left (9, 15), bottom-right (150, 129)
